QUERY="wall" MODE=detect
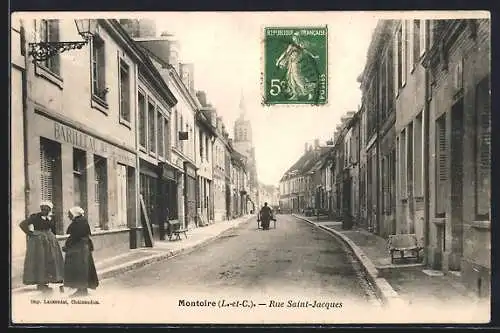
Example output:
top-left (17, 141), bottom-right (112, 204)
top-left (427, 20), bottom-right (490, 296)
top-left (11, 17), bottom-right (27, 258)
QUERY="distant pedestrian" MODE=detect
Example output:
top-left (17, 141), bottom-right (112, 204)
top-left (19, 201), bottom-right (64, 293)
top-left (62, 206), bottom-right (99, 297)
top-left (258, 202), bottom-right (274, 230)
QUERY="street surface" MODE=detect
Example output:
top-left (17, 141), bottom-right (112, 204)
top-left (99, 215), bottom-right (379, 304)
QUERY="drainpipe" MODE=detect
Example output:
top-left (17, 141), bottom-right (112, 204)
top-left (132, 62), bottom-right (141, 249)
top-left (20, 22), bottom-right (30, 219)
top-left (423, 63), bottom-right (430, 265)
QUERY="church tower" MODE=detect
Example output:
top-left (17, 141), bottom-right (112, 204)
top-left (233, 92), bottom-right (259, 203)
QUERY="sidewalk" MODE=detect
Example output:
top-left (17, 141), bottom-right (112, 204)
top-left (293, 214), bottom-right (483, 308)
top-left (12, 215), bottom-right (254, 294)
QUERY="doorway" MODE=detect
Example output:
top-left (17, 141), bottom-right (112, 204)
top-left (449, 97), bottom-right (464, 271)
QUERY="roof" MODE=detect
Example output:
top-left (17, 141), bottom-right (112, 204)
top-left (280, 146), bottom-right (332, 181)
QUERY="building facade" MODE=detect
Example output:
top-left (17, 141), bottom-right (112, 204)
top-left (195, 106), bottom-right (216, 226)
top-left (358, 21), bottom-right (397, 237)
top-left (19, 19), bottom-right (179, 261)
top-left (422, 19), bottom-right (490, 297)
top-left (213, 116), bottom-right (229, 222)
top-left (11, 17), bottom-right (27, 258)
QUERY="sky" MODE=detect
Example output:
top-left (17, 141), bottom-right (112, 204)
top-left (149, 12), bottom-right (379, 186)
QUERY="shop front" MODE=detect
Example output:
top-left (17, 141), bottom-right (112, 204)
top-left (27, 111), bottom-right (137, 261)
top-left (183, 161), bottom-right (197, 229)
top-left (156, 162), bottom-right (179, 239)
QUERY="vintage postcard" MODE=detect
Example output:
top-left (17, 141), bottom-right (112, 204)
top-left (10, 11), bottom-right (491, 325)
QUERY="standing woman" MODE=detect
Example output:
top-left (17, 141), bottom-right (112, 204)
top-left (63, 207), bottom-right (99, 297)
top-left (19, 201), bottom-right (65, 293)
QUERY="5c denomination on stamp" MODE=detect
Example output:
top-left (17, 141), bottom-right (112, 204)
top-left (263, 26), bottom-right (328, 106)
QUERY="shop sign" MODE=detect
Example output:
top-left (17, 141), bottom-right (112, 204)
top-left (53, 122), bottom-right (135, 165)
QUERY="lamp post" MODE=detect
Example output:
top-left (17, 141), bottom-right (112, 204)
top-left (28, 19), bottom-right (98, 63)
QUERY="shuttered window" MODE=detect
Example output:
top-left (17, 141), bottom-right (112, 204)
top-left (94, 155), bottom-right (107, 229)
top-left (435, 115), bottom-right (447, 217)
top-left (40, 138), bottom-right (62, 234)
top-left (157, 111), bottom-right (164, 158)
top-left (40, 140), bottom-right (56, 203)
top-left (407, 122), bottom-right (413, 197)
top-left (138, 91), bottom-right (146, 148)
top-left (475, 76), bottom-right (491, 219)
top-left (148, 101), bottom-right (156, 154)
top-left (399, 129), bottom-right (407, 198)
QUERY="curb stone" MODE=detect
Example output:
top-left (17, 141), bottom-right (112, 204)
top-left (292, 214), bottom-right (403, 307)
top-left (12, 216), bottom-right (253, 294)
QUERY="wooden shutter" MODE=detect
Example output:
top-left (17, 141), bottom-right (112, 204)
top-left (476, 76), bottom-right (491, 217)
top-left (436, 116), bottom-right (448, 215)
top-left (40, 142), bottom-right (55, 202)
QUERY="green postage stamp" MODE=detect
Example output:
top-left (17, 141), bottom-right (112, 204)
top-left (263, 26), bottom-right (328, 105)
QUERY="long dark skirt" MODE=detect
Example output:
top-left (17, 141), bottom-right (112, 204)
top-left (23, 230), bottom-right (64, 285)
top-left (63, 239), bottom-right (99, 289)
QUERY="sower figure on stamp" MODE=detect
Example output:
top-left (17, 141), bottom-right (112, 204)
top-left (258, 202), bottom-right (275, 230)
top-left (62, 206), bottom-right (99, 297)
top-left (275, 32), bottom-right (320, 101)
top-left (19, 201), bottom-right (65, 294)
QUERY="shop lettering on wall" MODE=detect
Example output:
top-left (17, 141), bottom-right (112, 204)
top-left (53, 122), bottom-right (134, 165)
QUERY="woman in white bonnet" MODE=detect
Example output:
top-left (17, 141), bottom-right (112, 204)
top-left (63, 206), bottom-right (99, 297)
top-left (19, 201), bottom-right (64, 293)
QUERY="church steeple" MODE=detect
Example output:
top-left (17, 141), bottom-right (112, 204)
top-left (238, 90), bottom-right (245, 119)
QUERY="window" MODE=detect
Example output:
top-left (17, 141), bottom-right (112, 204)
top-left (379, 54), bottom-right (388, 121)
top-left (40, 138), bottom-right (63, 234)
top-left (206, 136), bottom-right (210, 162)
top-left (164, 118), bottom-right (169, 159)
top-left (401, 20), bottom-right (407, 86)
top-left (199, 129), bottom-right (204, 159)
top-left (148, 101), bottom-right (156, 154)
top-left (411, 20), bottom-right (421, 71)
top-left (394, 24), bottom-right (402, 95)
top-left (91, 36), bottom-right (107, 102)
top-left (420, 20), bottom-right (429, 57)
top-left (37, 20), bottom-right (60, 74)
top-left (475, 76), bottom-right (491, 220)
top-left (399, 128), bottom-right (407, 198)
top-left (157, 111), bottom-right (164, 158)
top-left (94, 155), bottom-right (107, 229)
top-left (138, 91), bottom-right (146, 148)
top-left (387, 42), bottom-right (395, 112)
top-left (174, 108), bottom-right (179, 147)
top-left (180, 115), bottom-right (184, 150)
top-left (119, 60), bottom-right (130, 123)
top-left (73, 149), bottom-right (87, 209)
top-left (435, 115), bottom-right (447, 217)
top-left (407, 122), bottom-right (413, 198)
top-left (453, 57), bottom-right (464, 93)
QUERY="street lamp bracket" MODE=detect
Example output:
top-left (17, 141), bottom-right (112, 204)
top-left (28, 19), bottom-right (98, 63)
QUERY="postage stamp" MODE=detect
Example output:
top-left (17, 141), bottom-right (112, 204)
top-left (263, 26), bottom-right (328, 105)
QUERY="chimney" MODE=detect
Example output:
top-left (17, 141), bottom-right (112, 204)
top-left (304, 143), bottom-right (308, 153)
top-left (196, 91), bottom-right (207, 106)
top-left (314, 139), bottom-right (320, 149)
top-left (180, 63), bottom-right (195, 95)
